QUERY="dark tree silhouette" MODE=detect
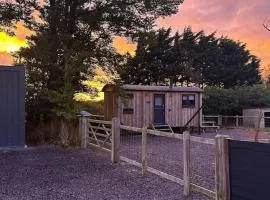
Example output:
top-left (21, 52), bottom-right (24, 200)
top-left (118, 28), bottom-right (261, 88)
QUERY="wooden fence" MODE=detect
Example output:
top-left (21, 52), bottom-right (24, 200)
top-left (79, 117), bottom-right (230, 200)
top-left (203, 115), bottom-right (270, 129)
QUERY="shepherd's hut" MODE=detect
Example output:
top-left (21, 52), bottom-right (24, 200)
top-left (102, 84), bottom-right (203, 131)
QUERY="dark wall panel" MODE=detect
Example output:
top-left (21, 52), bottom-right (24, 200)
top-left (0, 66), bottom-right (25, 147)
top-left (229, 140), bottom-right (270, 200)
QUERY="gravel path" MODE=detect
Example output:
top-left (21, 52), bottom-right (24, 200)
top-left (0, 146), bottom-right (210, 200)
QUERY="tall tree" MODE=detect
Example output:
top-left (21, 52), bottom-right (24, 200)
top-left (118, 27), bottom-right (203, 86)
top-left (119, 28), bottom-right (261, 88)
top-left (211, 38), bottom-right (260, 88)
top-left (0, 0), bottom-right (183, 144)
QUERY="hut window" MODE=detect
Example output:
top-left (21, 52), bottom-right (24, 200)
top-left (123, 94), bottom-right (134, 114)
top-left (182, 94), bottom-right (195, 107)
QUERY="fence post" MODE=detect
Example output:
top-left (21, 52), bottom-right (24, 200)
top-left (111, 117), bottom-right (120, 163)
top-left (218, 115), bottom-right (223, 127)
top-left (80, 117), bottom-right (88, 148)
top-left (142, 126), bottom-right (148, 175)
top-left (183, 131), bottom-right (191, 196)
top-left (236, 115), bottom-right (239, 127)
top-left (215, 135), bottom-right (230, 200)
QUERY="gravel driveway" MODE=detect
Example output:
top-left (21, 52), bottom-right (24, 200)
top-left (0, 146), bottom-right (210, 200)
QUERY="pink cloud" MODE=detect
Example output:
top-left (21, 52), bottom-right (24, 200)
top-left (157, 0), bottom-right (270, 76)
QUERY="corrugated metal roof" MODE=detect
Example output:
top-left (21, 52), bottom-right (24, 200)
top-left (102, 84), bottom-right (203, 93)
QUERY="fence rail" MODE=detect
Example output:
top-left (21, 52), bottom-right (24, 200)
top-left (80, 117), bottom-right (231, 200)
top-left (203, 115), bottom-right (270, 129)
top-left (119, 124), bottom-right (217, 199)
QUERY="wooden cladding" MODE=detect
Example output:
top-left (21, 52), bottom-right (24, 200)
top-left (103, 89), bottom-right (202, 128)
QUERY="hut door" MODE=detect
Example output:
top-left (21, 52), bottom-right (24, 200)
top-left (264, 112), bottom-right (270, 128)
top-left (154, 94), bottom-right (165, 124)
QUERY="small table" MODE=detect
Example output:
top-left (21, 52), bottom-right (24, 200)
top-left (201, 121), bottom-right (220, 133)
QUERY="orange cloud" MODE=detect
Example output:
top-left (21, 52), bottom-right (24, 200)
top-left (112, 36), bottom-right (137, 56)
top-left (0, 52), bottom-right (13, 66)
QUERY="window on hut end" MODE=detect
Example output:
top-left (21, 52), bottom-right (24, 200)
top-left (123, 93), bottom-right (134, 114)
top-left (182, 94), bottom-right (195, 108)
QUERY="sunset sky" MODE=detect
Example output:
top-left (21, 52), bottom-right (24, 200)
top-left (1, 0), bottom-right (270, 76)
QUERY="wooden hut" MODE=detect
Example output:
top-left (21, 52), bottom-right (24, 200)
top-left (243, 108), bottom-right (270, 128)
top-left (102, 84), bottom-right (203, 130)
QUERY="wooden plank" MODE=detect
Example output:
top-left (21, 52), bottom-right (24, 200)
top-left (140, 91), bottom-right (144, 128)
top-left (235, 115), bottom-right (239, 127)
top-left (154, 124), bottom-right (171, 127)
top-left (201, 125), bottom-right (219, 128)
top-left (120, 125), bottom-right (215, 145)
top-left (203, 115), bottom-right (222, 118)
top-left (191, 184), bottom-right (216, 199)
top-left (215, 136), bottom-right (222, 200)
top-left (88, 118), bottom-right (112, 125)
top-left (111, 118), bottom-right (120, 163)
top-left (89, 132), bottom-right (111, 138)
top-left (157, 129), bottom-right (172, 131)
top-left (147, 166), bottom-right (184, 186)
top-left (183, 131), bottom-right (191, 196)
top-left (90, 114), bottom-right (104, 119)
top-left (215, 135), bottom-right (230, 200)
top-left (172, 93), bottom-right (177, 126)
top-left (199, 93), bottom-right (203, 127)
top-left (149, 92), bottom-right (154, 126)
top-left (88, 125), bottom-right (112, 132)
top-left (218, 115), bottom-right (222, 126)
top-left (178, 93), bottom-right (182, 127)
top-left (142, 127), bottom-right (148, 175)
top-left (88, 143), bottom-right (111, 153)
top-left (190, 136), bottom-right (215, 145)
top-left (120, 156), bottom-right (142, 167)
top-left (120, 156), bottom-right (184, 186)
top-left (202, 121), bottom-right (216, 124)
top-left (147, 129), bottom-right (183, 140)
top-left (80, 117), bottom-right (88, 148)
top-left (120, 125), bottom-right (143, 133)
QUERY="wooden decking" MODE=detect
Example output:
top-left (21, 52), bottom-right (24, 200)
top-left (152, 124), bottom-right (174, 134)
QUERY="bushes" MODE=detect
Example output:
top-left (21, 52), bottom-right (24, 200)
top-left (203, 85), bottom-right (270, 115)
top-left (26, 100), bottom-right (104, 145)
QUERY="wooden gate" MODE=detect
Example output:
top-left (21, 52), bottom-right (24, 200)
top-left (87, 118), bottom-right (112, 151)
top-left (229, 140), bottom-right (270, 200)
top-left (79, 117), bottom-right (120, 163)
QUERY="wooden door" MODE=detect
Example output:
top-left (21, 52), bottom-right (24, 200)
top-left (154, 94), bottom-right (165, 124)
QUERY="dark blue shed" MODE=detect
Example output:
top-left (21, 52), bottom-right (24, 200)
top-left (0, 65), bottom-right (25, 147)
